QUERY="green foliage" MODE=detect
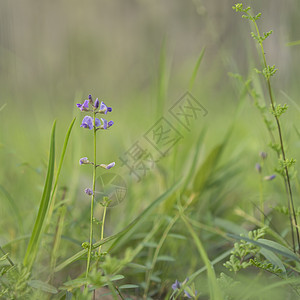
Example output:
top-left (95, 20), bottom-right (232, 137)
top-left (0, 265), bottom-right (32, 299)
top-left (23, 121), bottom-right (56, 271)
top-left (270, 104), bottom-right (288, 118)
top-left (263, 65), bottom-right (278, 79)
top-left (224, 228), bottom-right (266, 273)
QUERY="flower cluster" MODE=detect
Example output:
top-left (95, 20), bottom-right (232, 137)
top-left (77, 94), bottom-right (115, 195)
top-left (77, 95), bottom-right (113, 131)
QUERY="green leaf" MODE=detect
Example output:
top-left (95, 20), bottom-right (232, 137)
top-left (182, 215), bottom-right (223, 300)
top-left (259, 248), bottom-right (286, 274)
top-left (46, 117), bottom-right (76, 228)
top-left (227, 234), bottom-right (300, 262)
top-left (189, 47), bottom-right (205, 91)
top-left (143, 242), bottom-right (158, 248)
top-left (61, 278), bottom-right (88, 289)
top-left (257, 239), bottom-right (300, 262)
top-left (127, 263), bottom-right (148, 270)
top-left (156, 255), bottom-right (175, 262)
top-left (109, 274), bottom-right (124, 282)
top-left (23, 121), bottom-right (56, 271)
top-left (119, 284), bottom-right (139, 289)
top-left (28, 280), bottom-right (58, 294)
top-left (168, 233), bottom-right (187, 240)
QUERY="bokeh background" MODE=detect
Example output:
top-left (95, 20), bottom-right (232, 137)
top-left (0, 0), bottom-right (300, 292)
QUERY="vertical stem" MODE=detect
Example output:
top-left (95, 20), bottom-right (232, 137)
top-left (86, 111), bottom-right (97, 278)
top-left (259, 176), bottom-right (264, 224)
top-left (98, 203), bottom-right (108, 255)
top-left (251, 17), bottom-right (300, 252)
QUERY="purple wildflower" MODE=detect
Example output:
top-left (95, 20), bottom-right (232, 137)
top-left (85, 188), bottom-right (93, 195)
top-left (79, 157), bottom-right (89, 165)
top-left (255, 163), bottom-right (261, 173)
top-left (100, 118), bottom-right (114, 130)
top-left (76, 99), bottom-right (89, 111)
top-left (80, 116), bottom-right (101, 130)
top-left (88, 94), bottom-right (93, 103)
top-left (100, 162), bottom-right (115, 170)
top-left (94, 98), bottom-right (99, 109)
top-left (264, 174), bottom-right (276, 181)
top-left (99, 101), bottom-right (112, 114)
top-left (172, 280), bottom-right (181, 290)
top-left (171, 278), bottom-right (196, 299)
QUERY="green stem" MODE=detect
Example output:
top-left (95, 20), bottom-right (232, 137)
top-left (250, 14), bottom-right (300, 252)
top-left (259, 173), bottom-right (264, 224)
top-left (86, 111), bottom-right (97, 278)
top-left (98, 203), bottom-right (108, 255)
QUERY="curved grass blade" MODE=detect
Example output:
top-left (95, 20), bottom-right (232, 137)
top-left (46, 117), bottom-right (76, 226)
top-left (23, 121), bottom-right (56, 271)
top-left (188, 47), bottom-right (205, 91)
top-left (54, 179), bottom-right (182, 272)
top-left (182, 215), bottom-right (222, 300)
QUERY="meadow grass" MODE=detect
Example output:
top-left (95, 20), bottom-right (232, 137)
top-left (1, 2), bottom-right (300, 300)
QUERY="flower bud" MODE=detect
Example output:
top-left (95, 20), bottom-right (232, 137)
top-left (85, 188), bottom-right (93, 195)
top-left (79, 157), bottom-right (89, 165)
top-left (259, 152), bottom-right (267, 160)
top-left (255, 163), bottom-right (262, 173)
top-left (264, 175), bottom-right (276, 181)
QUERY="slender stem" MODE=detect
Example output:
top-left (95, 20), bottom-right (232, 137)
top-left (259, 175), bottom-right (264, 224)
top-left (250, 15), bottom-right (300, 252)
top-left (98, 203), bottom-right (108, 255)
top-left (86, 111), bottom-right (97, 278)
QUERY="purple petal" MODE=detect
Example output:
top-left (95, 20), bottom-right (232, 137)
top-left (101, 118), bottom-right (108, 129)
top-left (83, 100), bottom-right (89, 108)
top-left (264, 174), bottom-right (276, 181)
top-left (172, 280), bottom-right (181, 290)
top-left (79, 157), bottom-right (89, 165)
top-left (108, 120), bottom-right (114, 127)
top-left (85, 188), bottom-right (93, 195)
top-left (100, 101), bottom-right (108, 114)
top-left (94, 98), bottom-right (99, 109)
top-left (106, 162), bottom-right (115, 169)
top-left (81, 116), bottom-right (94, 130)
top-left (94, 118), bottom-right (101, 127)
top-left (107, 107), bottom-right (112, 112)
top-left (76, 103), bottom-right (82, 108)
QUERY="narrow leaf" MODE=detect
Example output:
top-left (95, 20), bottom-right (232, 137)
top-left (189, 47), bottom-right (206, 90)
top-left (23, 121), bottom-right (56, 271)
top-left (28, 280), bottom-right (58, 294)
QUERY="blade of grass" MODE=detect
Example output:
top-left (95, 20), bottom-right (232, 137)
top-left (188, 47), bottom-right (205, 91)
top-left (181, 214), bottom-right (222, 300)
top-left (46, 117), bottom-right (76, 227)
top-left (23, 121), bottom-right (56, 271)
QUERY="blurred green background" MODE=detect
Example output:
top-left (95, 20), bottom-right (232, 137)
top-left (0, 0), bottom-right (300, 289)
